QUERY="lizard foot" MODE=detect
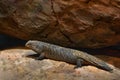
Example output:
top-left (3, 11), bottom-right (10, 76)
top-left (74, 59), bottom-right (84, 69)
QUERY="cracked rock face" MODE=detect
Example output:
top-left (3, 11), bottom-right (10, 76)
top-left (0, 0), bottom-right (120, 48)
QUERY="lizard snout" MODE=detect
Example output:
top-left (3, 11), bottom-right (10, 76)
top-left (25, 40), bottom-right (33, 48)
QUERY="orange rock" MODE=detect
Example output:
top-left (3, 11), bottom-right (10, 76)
top-left (0, 0), bottom-right (120, 48)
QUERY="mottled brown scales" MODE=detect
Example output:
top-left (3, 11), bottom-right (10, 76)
top-left (26, 40), bottom-right (113, 71)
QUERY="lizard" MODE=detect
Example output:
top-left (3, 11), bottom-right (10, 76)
top-left (25, 40), bottom-right (113, 72)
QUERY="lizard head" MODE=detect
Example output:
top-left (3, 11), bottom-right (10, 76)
top-left (25, 40), bottom-right (45, 54)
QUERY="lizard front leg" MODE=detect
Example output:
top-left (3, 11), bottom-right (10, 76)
top-left (36, 52), bottom-right (46, 60)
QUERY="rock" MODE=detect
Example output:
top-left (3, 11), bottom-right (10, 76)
top-left (0, 0), bottom-right (120, 48)
top-left (0, 48), bottom-right (120, 80)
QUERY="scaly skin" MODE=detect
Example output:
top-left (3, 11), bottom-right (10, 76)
top-left (25, 40), bottom-right (113, 71)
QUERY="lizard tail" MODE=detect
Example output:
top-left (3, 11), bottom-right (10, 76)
top-left (74, 51), bottom-right (113, 71)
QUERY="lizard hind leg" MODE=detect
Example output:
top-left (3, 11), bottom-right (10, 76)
top-left (74, 59), bottom-right (84, 68)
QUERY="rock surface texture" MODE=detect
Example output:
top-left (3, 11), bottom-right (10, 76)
top-left (0, 48), bottom-right (120, 80)
top-left (0, 0), bottom-right (120, 48)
